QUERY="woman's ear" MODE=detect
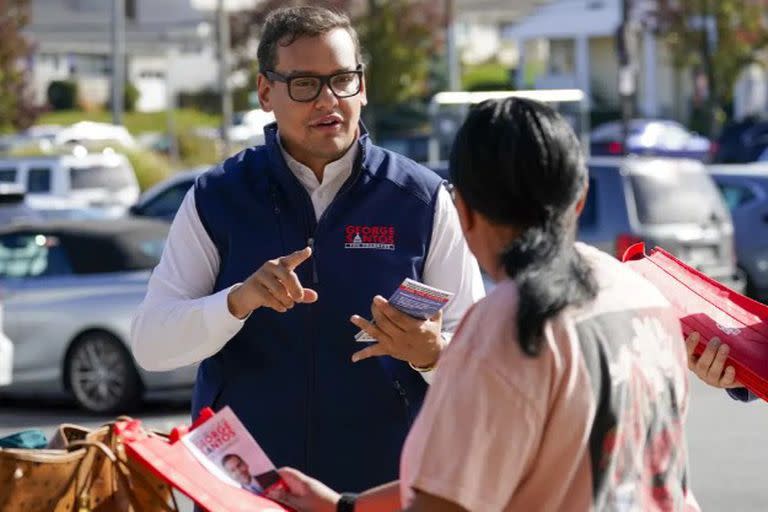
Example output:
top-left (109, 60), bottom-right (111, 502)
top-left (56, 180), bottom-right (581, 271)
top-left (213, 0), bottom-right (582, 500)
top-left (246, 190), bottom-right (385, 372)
top-left (574, 181), bottom-right (589, 216)
top-left (454, 191), bottom-right (475, 234)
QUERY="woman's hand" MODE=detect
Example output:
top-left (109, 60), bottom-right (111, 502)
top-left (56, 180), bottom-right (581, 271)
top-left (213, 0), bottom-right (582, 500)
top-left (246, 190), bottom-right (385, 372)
top-left (267, 467), bottom-right (340, 512)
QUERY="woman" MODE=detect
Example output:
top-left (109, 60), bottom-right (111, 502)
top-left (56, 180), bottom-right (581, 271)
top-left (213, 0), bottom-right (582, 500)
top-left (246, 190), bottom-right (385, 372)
top-left (271, 98), bottom-right (699, 511)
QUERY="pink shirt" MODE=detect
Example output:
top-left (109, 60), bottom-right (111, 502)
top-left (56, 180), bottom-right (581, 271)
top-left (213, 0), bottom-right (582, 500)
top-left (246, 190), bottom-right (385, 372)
top-left (400, 244), bottom-right (700, 511)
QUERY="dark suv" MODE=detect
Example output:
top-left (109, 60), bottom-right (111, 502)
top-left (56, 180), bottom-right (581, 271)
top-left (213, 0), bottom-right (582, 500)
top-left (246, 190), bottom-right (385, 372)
top-left (579, 157), bottom-right (744, 293)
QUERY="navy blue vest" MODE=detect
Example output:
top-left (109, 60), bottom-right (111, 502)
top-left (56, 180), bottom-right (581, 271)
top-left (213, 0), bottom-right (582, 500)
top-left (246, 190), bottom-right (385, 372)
top-left (191, 123), bottom-right (442, 491)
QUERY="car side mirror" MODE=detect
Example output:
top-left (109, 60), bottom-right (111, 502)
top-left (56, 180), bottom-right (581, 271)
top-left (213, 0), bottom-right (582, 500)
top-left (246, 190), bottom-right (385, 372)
top-left (128, 204), bottom-right (142, 216)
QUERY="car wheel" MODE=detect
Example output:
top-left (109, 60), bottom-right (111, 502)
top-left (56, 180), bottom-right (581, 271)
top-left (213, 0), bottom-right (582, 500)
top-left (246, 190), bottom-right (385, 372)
top-left (66, 332), bottom-right (142, 414)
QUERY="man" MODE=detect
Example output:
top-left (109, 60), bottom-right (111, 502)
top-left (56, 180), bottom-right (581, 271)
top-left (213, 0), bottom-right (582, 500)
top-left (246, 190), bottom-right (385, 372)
top-left (131, 6), bottom-right (483, 492)
top-left (221, 454), bottom-right (264, 494)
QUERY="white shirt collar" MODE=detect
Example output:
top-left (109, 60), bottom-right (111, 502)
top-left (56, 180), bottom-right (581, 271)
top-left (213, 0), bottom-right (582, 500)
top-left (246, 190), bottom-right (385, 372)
top-left (276, 130), bottom-right (358, 193)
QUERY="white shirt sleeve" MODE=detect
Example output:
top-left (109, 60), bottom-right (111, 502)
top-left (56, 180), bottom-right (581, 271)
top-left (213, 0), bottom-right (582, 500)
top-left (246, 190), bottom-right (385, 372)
top-left (130, 189), bottom-right (246, 371)
top-left (418, 185), bottom-right (486, 382)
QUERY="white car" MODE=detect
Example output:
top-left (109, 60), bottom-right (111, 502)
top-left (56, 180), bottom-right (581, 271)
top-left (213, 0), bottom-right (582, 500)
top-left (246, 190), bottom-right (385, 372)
top-left (0, 297), bottom-right (12, 387)
top-left (0, 151), bottom-right (140, 215)
top-left (229, 109), bottom-right (275, 145)
top-left (54, 121), bottom-right (136, 149)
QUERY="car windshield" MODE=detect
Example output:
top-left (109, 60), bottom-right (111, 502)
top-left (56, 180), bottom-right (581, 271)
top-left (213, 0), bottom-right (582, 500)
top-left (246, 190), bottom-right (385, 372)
top-left (69, 164), bottom-right (135, 191)
top-left (629, 166), bottom-right (728, 225)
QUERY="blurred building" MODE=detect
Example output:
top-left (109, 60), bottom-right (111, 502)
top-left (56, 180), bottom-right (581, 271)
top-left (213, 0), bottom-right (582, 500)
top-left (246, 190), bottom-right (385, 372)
top-left (25, 0), bottom-right (219, 112)
top-left (502, 0), bottom-right (693, 122)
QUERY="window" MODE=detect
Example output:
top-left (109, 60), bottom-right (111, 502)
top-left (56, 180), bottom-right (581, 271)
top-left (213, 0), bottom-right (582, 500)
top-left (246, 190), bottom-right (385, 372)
top-left (0, 233), bottom-right (73, 279)
top-left (27, 167), bottom-right (52, 193)
top-left (717, 183), bottom-right (756, 211)
top-left (125, 0), bottom-right (136, 20)
top-left (140, 181), bottom-right (194, 218)
top-left (69, 164), bottom-right (135, 191)
top-left (629, 169), bottom-right (728, 225)
top-left (579, 178), bottom-right (598, 228)
top-left (0, 168), bottom-right (17, 183)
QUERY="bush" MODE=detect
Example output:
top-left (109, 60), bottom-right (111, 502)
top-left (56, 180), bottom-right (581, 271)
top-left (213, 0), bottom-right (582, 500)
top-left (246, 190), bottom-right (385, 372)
top-left (47, 80), bottom-right (78, 111)
top-left (122, 146), bottom-right (173, 191)
top-left (105, 82), bottom-right (141, 112)
top-left (462, 62), bottom-right (512, 92)
top-left (178, 88), bottom-right (220, 114)
top-left (124, 82), bottom-right (140, 112)
top-left (177, 131), bottom-right (219, 167)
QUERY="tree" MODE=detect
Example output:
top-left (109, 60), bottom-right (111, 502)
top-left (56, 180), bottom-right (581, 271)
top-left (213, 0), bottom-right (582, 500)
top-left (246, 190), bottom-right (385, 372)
top-left (654, 0), bottom-right (768, 133)
top-left (230, 0), bottom-right (445, 135)
top-left (0, 0), bottom-right (37, 132)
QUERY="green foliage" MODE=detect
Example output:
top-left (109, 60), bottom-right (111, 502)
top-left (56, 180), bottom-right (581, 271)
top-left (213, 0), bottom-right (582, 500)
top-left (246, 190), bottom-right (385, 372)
top-left (47, 81), bottom-right (79, 111)
top-left (124, 82), bottom-right (140, 112)
top-left (462, 61), bottom-right (513, 91)
top-left (122, 146), bottom-right (174, 191)
top-left (656, 0), bottom-right (768, 128)
top-left (38, 109), bottom-right (221, 135)
top-left (0, 0), bottom-right (37, 132)
top-left (176, 131), bottom-right (219, 167)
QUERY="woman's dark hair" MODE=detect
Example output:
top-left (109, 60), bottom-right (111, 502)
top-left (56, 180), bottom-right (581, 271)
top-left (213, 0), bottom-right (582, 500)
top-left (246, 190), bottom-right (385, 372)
top-left (450, 97), bottom-right (598, 356)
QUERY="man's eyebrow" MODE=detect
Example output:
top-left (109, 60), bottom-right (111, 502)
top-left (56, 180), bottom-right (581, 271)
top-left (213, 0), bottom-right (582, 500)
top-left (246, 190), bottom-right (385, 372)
top-left (286, 67), bottom-right (357, 77)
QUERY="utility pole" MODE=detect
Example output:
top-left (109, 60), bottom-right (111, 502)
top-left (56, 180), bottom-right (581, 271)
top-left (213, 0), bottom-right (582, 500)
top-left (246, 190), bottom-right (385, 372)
top-left (217, 0), bottom-right (233, 158)
top-left (445, 0), bottom-right (460, 91)
top-left (111, 0), bottom-right (126, 126)
top-left (617, 0), bottom-right (635, 156)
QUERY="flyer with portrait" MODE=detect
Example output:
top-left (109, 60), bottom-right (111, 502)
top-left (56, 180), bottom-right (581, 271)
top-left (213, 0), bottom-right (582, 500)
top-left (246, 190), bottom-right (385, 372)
top-left (181, 406), bottom-right (285, 496)
top-left (355, 278), bottom-right (454, 342)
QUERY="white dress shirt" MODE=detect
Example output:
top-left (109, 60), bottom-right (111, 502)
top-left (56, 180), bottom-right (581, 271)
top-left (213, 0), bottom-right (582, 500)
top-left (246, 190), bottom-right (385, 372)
top-left (130, 138), bottom-right (485, 378)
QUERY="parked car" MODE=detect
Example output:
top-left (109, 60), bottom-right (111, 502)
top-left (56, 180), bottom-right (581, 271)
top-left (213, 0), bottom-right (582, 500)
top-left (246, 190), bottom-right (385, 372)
top-left (229, 109), bottom-right (276, 145)
top-left (708, 163), bottom-right (768, 302)
top-left (579, 157), bottom-right (744, 292)
top-left (590, 119), bottom-right (711, 161)
top-left (378, 134), bottom-right (431, 164)
top-left (0, 218), bottom-right (196, 412)
top-left (711, 117), bottom-right (768, 164)
top-left (0, 184), bottom-right (45, 226)
top-left (0, 151), bottom-right (139, 215)
top-left (54, 121), bottom-right (136, 149)
top-left (130, 167), bottom-right (208, 222)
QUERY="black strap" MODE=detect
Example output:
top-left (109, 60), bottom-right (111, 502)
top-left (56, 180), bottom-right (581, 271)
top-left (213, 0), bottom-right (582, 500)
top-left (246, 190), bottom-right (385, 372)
top-left (337, 492), bottom-right (358, 512)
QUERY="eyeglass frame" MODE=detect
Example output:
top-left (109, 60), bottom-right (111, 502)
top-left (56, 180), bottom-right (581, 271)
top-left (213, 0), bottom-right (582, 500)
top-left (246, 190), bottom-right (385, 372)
top-left (262, 65), bottom-right (365, 103)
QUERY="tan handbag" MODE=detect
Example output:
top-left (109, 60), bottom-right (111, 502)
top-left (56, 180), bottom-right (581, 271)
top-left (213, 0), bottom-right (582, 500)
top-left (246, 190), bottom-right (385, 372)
top-left (0, 420), bottom-right (178, 512)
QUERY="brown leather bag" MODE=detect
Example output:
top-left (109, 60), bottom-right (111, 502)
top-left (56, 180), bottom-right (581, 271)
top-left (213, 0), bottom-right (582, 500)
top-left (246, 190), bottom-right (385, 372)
top-left (0, 420), bottom-right (178, 512)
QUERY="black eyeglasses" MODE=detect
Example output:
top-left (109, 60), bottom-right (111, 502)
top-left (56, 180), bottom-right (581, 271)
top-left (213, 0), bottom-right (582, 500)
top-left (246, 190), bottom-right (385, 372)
top-left (263, 65), bottom-right (364, 103)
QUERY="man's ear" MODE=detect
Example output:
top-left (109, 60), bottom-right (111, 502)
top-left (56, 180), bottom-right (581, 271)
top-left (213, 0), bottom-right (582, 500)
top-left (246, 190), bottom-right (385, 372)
top-left (359, 74), bottom-right (368, 107)
top-left (257, 73), bottom-right (274, 112)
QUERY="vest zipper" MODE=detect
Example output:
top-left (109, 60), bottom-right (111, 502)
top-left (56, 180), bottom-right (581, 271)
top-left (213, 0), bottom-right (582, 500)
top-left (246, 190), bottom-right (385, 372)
top-left (307, 237), bottom-right (319, 284)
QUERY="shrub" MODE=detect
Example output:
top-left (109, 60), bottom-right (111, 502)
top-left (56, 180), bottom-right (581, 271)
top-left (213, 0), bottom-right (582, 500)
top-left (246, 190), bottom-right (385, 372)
top-left (47, 80), bottom-right (78, 111)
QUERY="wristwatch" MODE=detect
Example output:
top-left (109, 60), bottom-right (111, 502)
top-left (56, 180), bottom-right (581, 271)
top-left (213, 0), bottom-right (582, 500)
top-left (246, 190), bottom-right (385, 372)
top-left (337, 492), bottom-right (358, 512)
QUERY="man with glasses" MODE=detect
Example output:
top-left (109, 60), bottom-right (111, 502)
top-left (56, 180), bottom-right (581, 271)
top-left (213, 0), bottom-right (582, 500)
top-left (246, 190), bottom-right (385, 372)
top-left (131, 5), bottom-right (483, 493)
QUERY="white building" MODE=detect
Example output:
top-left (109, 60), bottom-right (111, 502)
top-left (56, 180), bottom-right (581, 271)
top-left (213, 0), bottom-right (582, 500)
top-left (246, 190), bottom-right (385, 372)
top-left (25, 0), bottom-right (220, 112)
top-left (502, 0), bottom-right (694, 122)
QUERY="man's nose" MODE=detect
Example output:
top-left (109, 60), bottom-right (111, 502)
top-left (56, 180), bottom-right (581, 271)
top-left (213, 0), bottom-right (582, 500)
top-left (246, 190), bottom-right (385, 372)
top-left (315, 82), bottom-right (339, 109)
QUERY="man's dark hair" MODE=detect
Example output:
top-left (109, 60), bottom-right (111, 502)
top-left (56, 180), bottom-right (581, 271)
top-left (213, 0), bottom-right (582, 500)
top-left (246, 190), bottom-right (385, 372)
top-left (257, 6), bottom-right (363, 73)
top-left (221, 453), bottom-right (244, 466)
top-left (450, 97), bottom-right (598, 356)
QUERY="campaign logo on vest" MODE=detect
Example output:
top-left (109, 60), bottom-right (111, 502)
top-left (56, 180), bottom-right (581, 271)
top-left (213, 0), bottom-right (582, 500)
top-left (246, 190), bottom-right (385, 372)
top-left (345, 225), bottom-right (396, 251)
